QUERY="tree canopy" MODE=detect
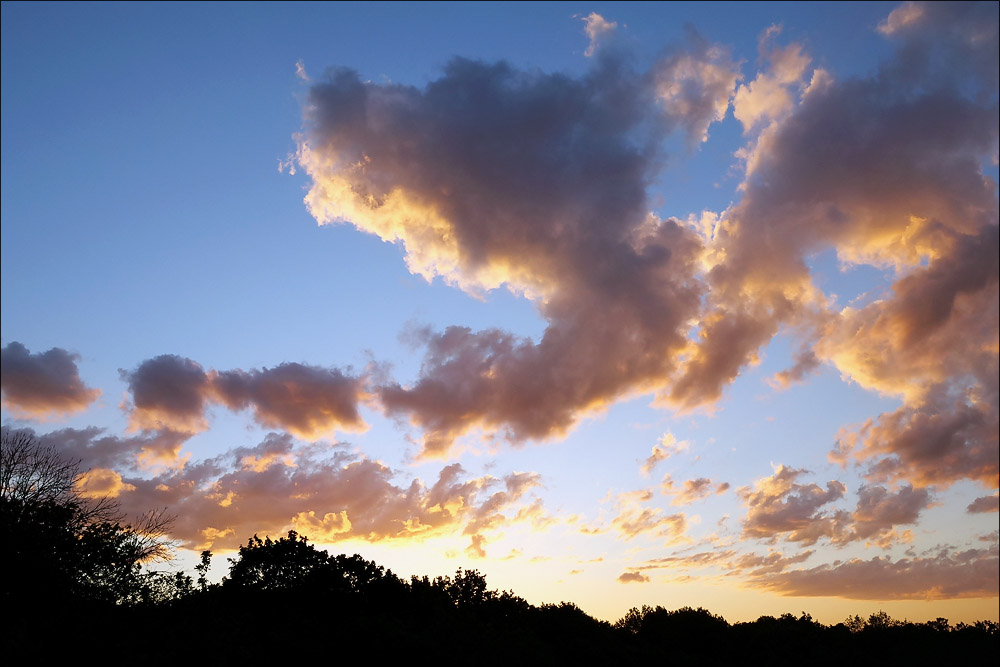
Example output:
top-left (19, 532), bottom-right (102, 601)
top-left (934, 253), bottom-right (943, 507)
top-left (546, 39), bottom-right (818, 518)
top-left (0, 428), bottom-right (172, 606)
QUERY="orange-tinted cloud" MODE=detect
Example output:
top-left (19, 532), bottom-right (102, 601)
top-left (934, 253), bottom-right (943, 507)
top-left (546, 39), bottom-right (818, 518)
top-left (603, 489), bottom-right (689, 543)
top-left (667, 3), bottom-right (998, 497)
top-left (121, 355), bottom-right (368, 440)
top-left (617, 571), bottom-right (650, 584)
top-left (76, 467), bottom-right (135, 499)
top-left (79, 432), bottom-right (548, 552)
top-left (640, 432), bottom-right (689, 476)
top-left (298, 36), bottom-right (741, 457)
top-left (1, 342), bottom-right (101, 419)
top-left (661, 475), bottom-right (729, 506)
top-left (835, 382), bottom-right (998, 489)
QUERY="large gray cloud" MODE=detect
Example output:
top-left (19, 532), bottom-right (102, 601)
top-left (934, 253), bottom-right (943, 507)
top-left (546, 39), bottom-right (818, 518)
top-left (299, 31), bottom-right (739, 456)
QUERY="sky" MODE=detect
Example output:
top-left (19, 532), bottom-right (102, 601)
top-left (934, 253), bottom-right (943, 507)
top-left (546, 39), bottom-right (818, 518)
top-left (1, 1), bottom-right (998, 625)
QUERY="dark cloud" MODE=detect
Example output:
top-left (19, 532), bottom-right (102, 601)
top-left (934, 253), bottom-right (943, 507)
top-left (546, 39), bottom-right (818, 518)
top-left (212, 363), bottom-right (367, 439)
top-left (1, 342), bottom-right (101, 418)
top-left (120, 355), bottom-right (368, 440)
top-left (121, 355), bottom-right (212, 433)
top-left (966, 494), bottom-right (1000, 514)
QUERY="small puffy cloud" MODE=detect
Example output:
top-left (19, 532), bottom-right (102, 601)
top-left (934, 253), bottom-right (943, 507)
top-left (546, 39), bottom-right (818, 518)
top-left (608, 489), bottom-right (688, 543)
top-left (739, 466), bottom-right (929, 549)
top-left (1, 342), bottom-right (101, 419)
top-left (640, 432), bottom-right (689, 476)
top-left (733, 26), bottom-right (811, 132)
top-left (766, 348), bottom-right (820, 390)
top-left (652, 27), bottom-right (741, 144)
top-left (121, 355), bottom-right (212, 433)
top-left (752, 546), bottom-right (999, 600)
top-left (967, 494), bottom-right (1000, 514)
top-left (661, 475), bottom-right (729, 506)
top-left (581, 12), bottom-right (617, 57)
top-left (878, 2), bottom-right (925, 35)
top-left (617, 571), bottom-right (650, 584)
top-left (835, 383), bottom-right (999, 489)
top-left (76, 467), bottom-right (135, 499)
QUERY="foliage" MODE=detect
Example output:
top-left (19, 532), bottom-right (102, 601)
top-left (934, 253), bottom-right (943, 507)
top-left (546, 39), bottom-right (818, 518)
top-left (0, 428), bottom-right (174, 606)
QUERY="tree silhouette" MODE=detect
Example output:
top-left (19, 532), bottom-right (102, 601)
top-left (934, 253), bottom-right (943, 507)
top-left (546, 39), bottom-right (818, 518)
top-left (225, 530), bottom-right (332, 591)
top-left (0, 428), bottom-right (173, 605)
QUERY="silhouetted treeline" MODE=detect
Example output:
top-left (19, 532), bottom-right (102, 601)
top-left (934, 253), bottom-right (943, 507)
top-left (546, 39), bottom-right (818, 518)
top-left (2, 432), bottom-right (997, 664)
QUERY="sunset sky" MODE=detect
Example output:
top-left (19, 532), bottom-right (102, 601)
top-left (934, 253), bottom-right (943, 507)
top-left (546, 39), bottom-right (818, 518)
top-left (2, 1), bottom-right (997, 625)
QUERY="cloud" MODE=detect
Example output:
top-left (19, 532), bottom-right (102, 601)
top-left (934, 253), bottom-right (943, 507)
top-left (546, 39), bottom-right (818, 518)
top-left (617, 571), bottom-right (650, 584)
top-left (651, 26), bottom-right (742, 145)
top-left (212, 363), bottom-right (367, 439)
top-left (661, 475), bottom-right (729, 506)
top-left (121, 355), bottom-right (368, 440)
top-left (835, 383), bottom-right (999, 489)
top-left (121, 355), bottom-right (212, 433)
top-left (58, 431), bottom-right (550, 552)
top-left (967, 494), bottom-right (999, 514)
top-left (630, 548), bottom-right (813, 577)
top-left (640, 432), bottom-right (689, 476)
top-left (733, 26), bottom-right (811, 132)
top-left (76, 468), bottom-right (135, 499)
top-left (666, 1), bottom-right (999, 495)
top-left (738, 466), bottom-right (930, 548)
top-left (606, 489), bottom-right (689, 543)
top-left (581, 13), bottom-right (616, 57)
top-left (843, 484), bottom-right (930, 547)
top-left (297, 34), bottom-right (740, 457)
top-left (1, 342), bottom-right (101, 419)
top-left (752, 546), bottom-right (999, 600)
top-left (27, 425), bottom-right (192, 472)
top-left (738, 465), bottom-right (847, 545)
top-left (766, 348), bottom-right (820, 390)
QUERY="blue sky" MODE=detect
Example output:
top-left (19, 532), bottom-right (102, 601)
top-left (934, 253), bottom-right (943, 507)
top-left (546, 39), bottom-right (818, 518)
top-left (2, 1), bottom-right (997, 624)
